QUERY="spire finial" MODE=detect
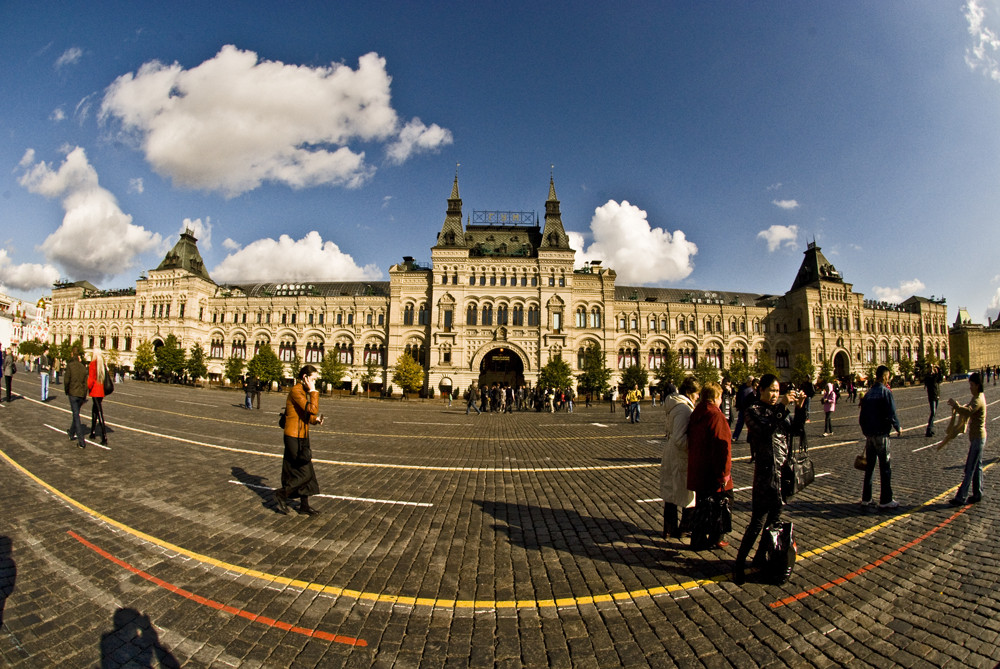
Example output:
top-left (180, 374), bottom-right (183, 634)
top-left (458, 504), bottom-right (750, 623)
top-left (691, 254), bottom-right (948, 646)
top-left (450, 164), bottom-right (461, 200)
top-left (548, 165), bottom-right (558, 201)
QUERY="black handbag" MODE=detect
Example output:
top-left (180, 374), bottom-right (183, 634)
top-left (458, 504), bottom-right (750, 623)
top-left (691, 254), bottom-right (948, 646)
top-left (755, 522), bottom-right (797, 584)
top-left (102, 374), bottom-right (115, 396)
top-left (781, 434), bottom-right (815, 498)
top-left (277, 412), bottom-right (286, 429)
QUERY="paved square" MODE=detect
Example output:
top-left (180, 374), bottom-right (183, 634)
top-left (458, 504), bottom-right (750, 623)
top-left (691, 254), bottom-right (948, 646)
top-left (1, 375), bottom-right (998, 667)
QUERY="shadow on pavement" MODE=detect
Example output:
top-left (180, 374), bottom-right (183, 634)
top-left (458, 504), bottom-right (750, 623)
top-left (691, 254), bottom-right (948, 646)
top-left (476, 500), bottom-right (736, 579)
top-left (99, 608), bottom-right (179, 668)
top-left (231, 466), bottom-right (281, 512)
top-left (0, 536), bottom-right (14, 629)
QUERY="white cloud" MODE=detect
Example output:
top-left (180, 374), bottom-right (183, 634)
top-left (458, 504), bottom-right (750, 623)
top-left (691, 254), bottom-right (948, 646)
top-left (569, 200), bottom-right (697, 284)
top-left (386, 117), bottom-right (453, 165)
top-left (50, 107), bottom-right (66, 122)
top-left (128, 177), bottom-right (144, 194)
top-left (988, 287), bottom-right (1000, 320)
top-left (0, 249), bottom-right (61, 292)
top-left (17, 146), bottom-right (162, 283)
top-left (757, 224), bottom-right (799, 252)
top-left (767, 183), bottom-right (783, 191)
top-left (179, 217), bottom-right (211, 249)
top-left (99, 45), bottom-right (452, 197)
top-left (211, 231), bottom-right (382, 283)
top-left (872, 278), bottom-right (926, 304)
top-left (222, 238), bottom-right (242, 252)
top-left (965, 0), bottom-right (1000, 81)
top-left (55, 47), bottom-right (83, 69)
top-left (771, 199), bottom-right (799, 210)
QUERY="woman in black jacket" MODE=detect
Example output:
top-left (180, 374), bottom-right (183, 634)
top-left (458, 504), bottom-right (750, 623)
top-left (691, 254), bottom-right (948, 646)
top-left (733, 374), bottom-right (805, 584)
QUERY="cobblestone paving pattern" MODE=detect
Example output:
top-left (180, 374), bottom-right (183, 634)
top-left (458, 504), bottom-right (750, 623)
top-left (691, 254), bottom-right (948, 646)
top-left (1, 375), bottom-right (999, 667)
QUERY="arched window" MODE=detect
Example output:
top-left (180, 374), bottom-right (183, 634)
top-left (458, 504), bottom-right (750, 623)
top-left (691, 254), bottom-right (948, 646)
top-left (482, 304), bottom-right (493, 326)
top-left (527, 305), bottom-right (539, 326)
top-left (403, 304), bottom-right (414, 326)
top-left (418, 303), bottom-right (429, 325)
top-left (590, 308), bottom-right (602, 328)
top-left (497, 305), bottom-right (508, 326)
top-left (232, 338), bottom-right (247, 359)
top-left (576, 307), bottom-right (587, 328)
top-left (466, 304), bottom-right (477, 325)
top-left (512, 305), bottom-right (524, 326)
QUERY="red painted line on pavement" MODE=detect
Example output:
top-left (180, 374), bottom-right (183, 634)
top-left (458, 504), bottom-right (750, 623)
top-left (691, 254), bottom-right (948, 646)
top-left (769, 505), bottom-right (971, 609)
top-left (67, 530), bottom-right (367, 647)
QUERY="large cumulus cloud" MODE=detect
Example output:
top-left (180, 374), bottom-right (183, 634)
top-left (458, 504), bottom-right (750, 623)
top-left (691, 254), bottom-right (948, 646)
top-left (100, 46), bottom-right (452, 197)
top-left (17, 147), bottom-right (162, 284)
top-left (571, 200), bottom-right (697, 285)
top-left (212, 231), bottom-right (382, 283)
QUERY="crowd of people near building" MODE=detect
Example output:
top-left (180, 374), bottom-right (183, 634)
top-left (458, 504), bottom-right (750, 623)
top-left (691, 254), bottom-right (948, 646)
top-left (655, 362), bottom-right (989, 585)
top-left (464, 382), bottom-right (577, 414)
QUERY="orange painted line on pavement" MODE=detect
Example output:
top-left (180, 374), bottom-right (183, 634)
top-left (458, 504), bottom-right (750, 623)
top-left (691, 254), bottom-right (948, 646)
top-left (67, 530), bottom-right (367, 647)
top-left (769, 504), bottom-right (970, 609)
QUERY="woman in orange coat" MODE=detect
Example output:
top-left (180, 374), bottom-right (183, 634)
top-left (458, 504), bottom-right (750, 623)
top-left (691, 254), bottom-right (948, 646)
top-left (87, 349), bottom-right (109, 445)
top-left (274, 365), bottom-right (324, 515)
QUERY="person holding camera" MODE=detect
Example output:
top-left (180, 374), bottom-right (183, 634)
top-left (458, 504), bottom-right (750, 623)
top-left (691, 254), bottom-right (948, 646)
top-left (274, 365), bottom-right (325, 516)
top-left (732, 374), bottom-right (806, 584)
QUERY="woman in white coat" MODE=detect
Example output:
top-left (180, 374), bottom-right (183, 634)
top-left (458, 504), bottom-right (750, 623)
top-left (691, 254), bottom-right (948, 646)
top-left (660, 376), bottom-right (701, 538)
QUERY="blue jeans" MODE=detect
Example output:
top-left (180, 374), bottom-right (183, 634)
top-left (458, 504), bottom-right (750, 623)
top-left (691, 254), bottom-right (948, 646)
top-left (862, 435), bottom-right (893, 504)
top-left (956, 437), bottom-right (985, 502)
top-left (926, 398), bottom-right (938, 435)
top-left (466, 400), bottom-right (481, 415)
top-left (733, 410), bottom-right (746, 440)
top-left (68, 395), bottom-right (87, 447)
top-left (40, 372), bottom-right (49, 401)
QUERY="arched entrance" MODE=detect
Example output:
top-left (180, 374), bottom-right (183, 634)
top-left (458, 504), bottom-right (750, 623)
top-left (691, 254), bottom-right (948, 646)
top-left (834, 350), bottom-right (850, 379)
top-left (479, 347), bottom-right (525, 388)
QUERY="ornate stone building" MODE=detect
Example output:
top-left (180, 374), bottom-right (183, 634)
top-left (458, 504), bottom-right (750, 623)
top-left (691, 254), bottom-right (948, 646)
top-left (47, 175), bottom-right (951, 393)
top-left (949, 308), bottom-right (1000, 372)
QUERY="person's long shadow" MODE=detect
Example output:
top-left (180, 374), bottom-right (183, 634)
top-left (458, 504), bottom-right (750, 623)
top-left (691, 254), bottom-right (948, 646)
top-left (231, 466), bottom-right (281, 512)
top-left (475, 500), bottom-right (730, 579)
top-left (99, 608), bottom-right (179, 668)
top-left (0, 536), bottom-right (14, 630)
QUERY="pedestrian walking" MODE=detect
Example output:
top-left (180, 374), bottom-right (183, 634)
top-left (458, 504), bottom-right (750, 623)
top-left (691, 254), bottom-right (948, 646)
top-left (274, 365), bottom-right (324, 516)
top-left (64, 346), bottom-right (89, 449)
top-left (947, 372), bottom-right (987, 506)
top-left (661, 377), bottom-right (700, 539)
top-left (732, 377), bottom-right (757, 442)
top-left (38, 347), bottom-right (51, 401)
top-left (2, 347), bottom-right (16, 403)
top-left (732, 374), bottom-right (805, 584)
top-left (87, 349), bottom-right (110, 445)
top-left (923, 365), bottom-right (944, 437)
top-left (821, 379), bottom-right (837, 436)
top-left (627, 384), bottom-right (642, 423)
top-left (858, 365), bottom-right (902, 510)
top-left (466, 383), bottom-right (481, 415)
top-left (609, 386), bottom-right (617, 413)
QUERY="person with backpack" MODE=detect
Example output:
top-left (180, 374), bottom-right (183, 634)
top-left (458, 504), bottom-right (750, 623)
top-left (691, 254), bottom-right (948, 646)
top-left (732, 374), bottom-right (805, 584)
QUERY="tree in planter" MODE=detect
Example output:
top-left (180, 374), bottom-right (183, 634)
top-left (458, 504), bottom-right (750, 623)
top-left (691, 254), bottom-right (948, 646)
top-left (654, 349), bottom-right (686, 391)
top-left (133, 339), bottom-right (156, 379)
top-left (789, 354), bottom-right (815, 387)
top-left (155, 334), bottom-right (187, 381)
top-left (320, 352), bottom-right (349, 394)
top-left (391, 353), bottom-right (424, 398)
top-left (724, 358), bottom-right (752, 386)
top-left (817, 358), bottom-right (835, 385)
top-left (186, 343), bottom-right (208, 384)
top-left (18, 339), bottom-right (45, 358)
top-left (577, 343), bottom-right (612, 400)
top-left (752, 354), bottom-right (778, 381)
top-left (538, 356), bottom-right (575, 391)
top-left (57, 337), bottom-right (82, 365)
top-left (693, 359), bottom-right (721, 386)
top-left (224, 354), bottom-right (245, 386)
top-left (620, 363), bottom-right (649, 396)
top-left (287, 352), bottom-right (303, 384)
top-left (247, 343), bottom-right (283, 389)
top-left (897, 356), bottom-right (914, 385)
top-left (360, 358), bottom-right (383, 398)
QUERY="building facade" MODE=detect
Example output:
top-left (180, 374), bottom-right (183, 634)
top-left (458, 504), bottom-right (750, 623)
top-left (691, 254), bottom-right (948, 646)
top-left (949, 308), bottom-right (1000, 372)
top-left (47, 175), bottom-right (951, 393)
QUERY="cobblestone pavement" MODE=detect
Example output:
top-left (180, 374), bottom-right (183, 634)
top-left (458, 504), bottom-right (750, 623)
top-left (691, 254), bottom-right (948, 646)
top-left (1, 374), bottom-right (999, 668)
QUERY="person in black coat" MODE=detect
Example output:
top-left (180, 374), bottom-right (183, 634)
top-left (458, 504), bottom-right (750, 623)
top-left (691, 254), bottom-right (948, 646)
top-left (732, 374), bottom-right (805, 584)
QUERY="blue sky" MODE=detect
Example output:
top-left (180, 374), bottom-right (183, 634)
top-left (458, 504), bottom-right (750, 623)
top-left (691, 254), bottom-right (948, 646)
top-left (2, 1), bottom-right (1000, 323)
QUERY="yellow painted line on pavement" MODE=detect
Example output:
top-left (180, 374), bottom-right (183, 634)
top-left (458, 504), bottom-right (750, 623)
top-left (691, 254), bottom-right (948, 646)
top-left (1, 446), bottom-right (988, 612)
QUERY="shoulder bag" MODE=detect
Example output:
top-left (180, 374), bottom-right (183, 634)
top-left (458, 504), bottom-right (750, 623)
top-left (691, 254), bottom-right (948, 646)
top-left (781, 433), bottom-right (815, 498)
